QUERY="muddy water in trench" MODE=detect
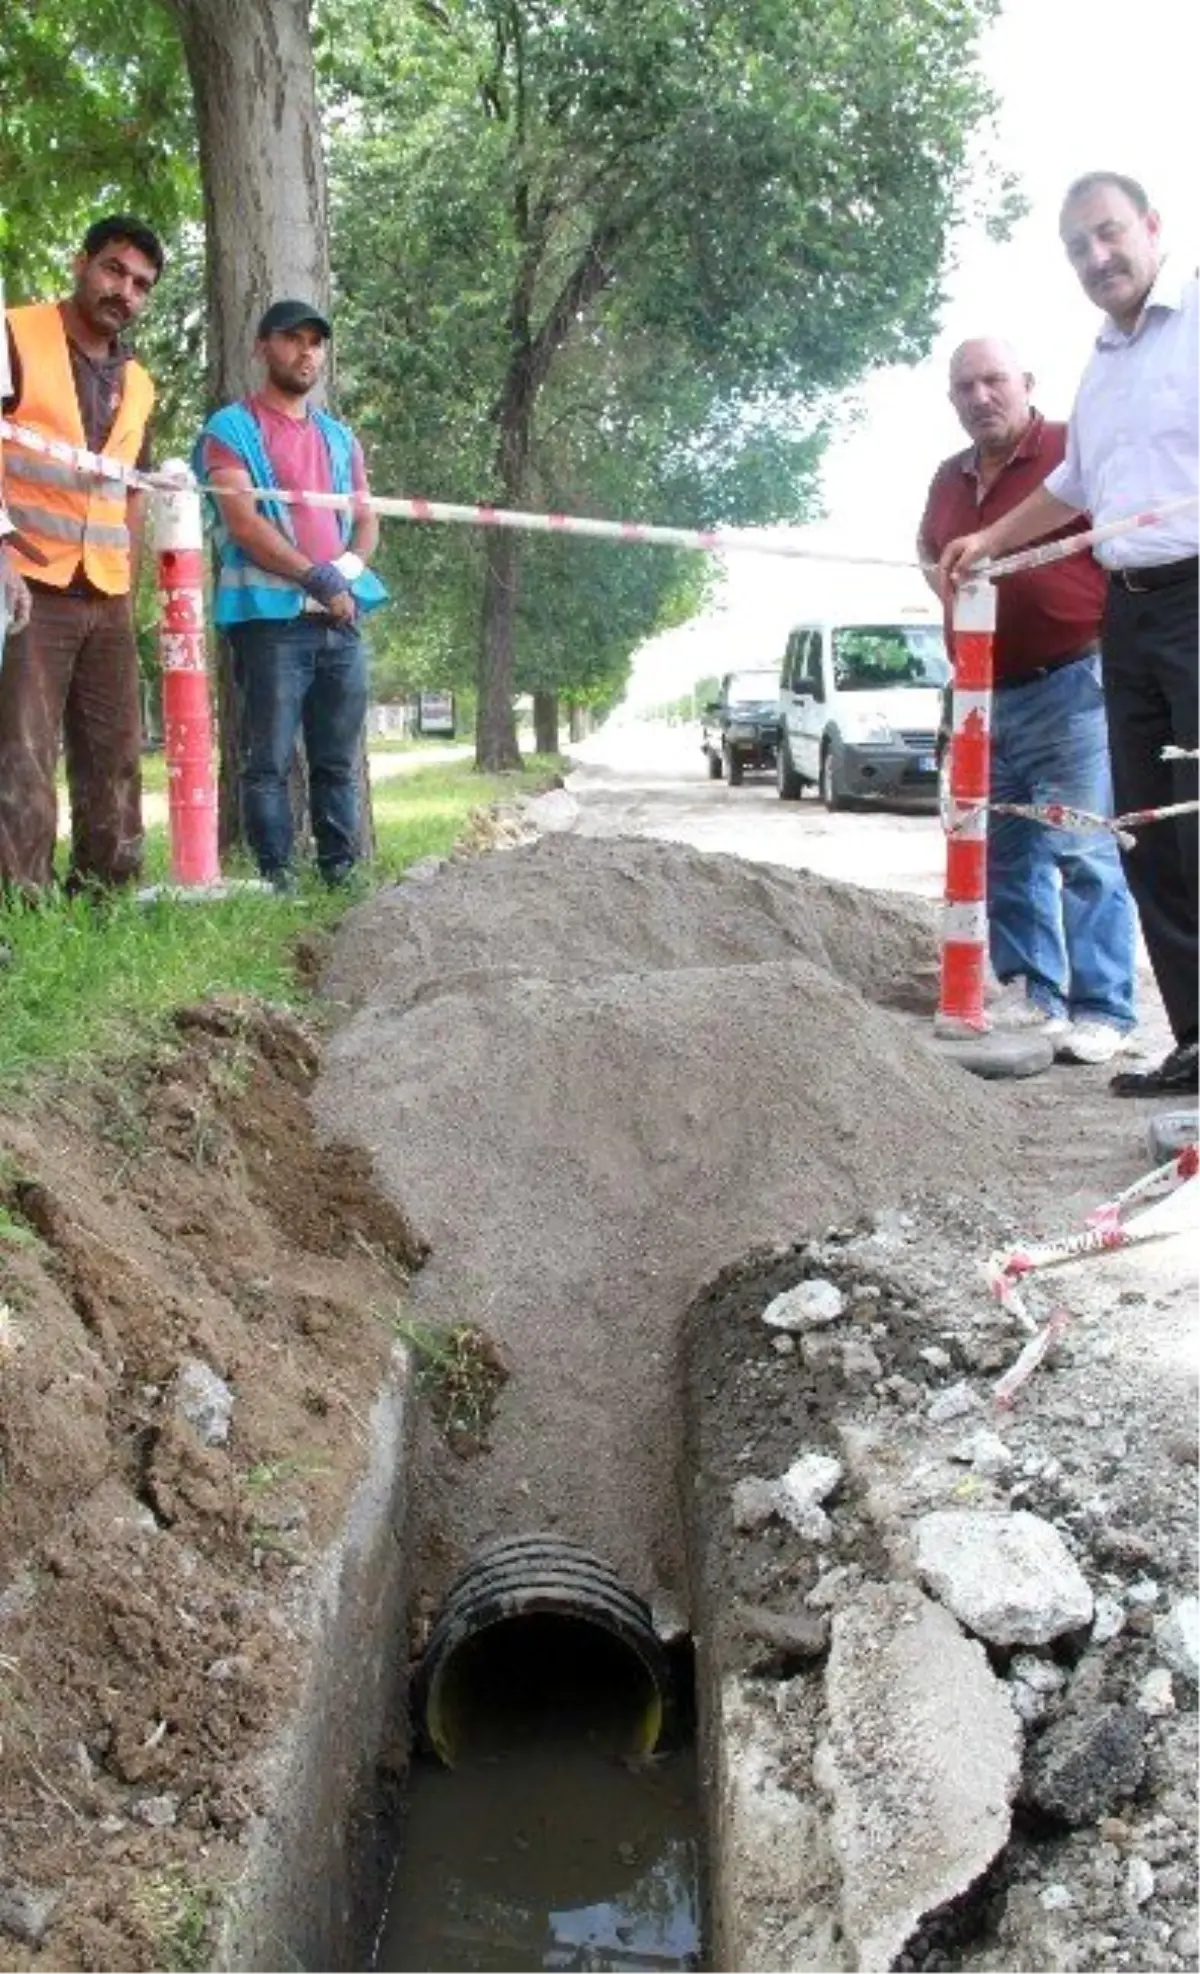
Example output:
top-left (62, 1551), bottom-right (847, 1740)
top-left (375, 1625), bottom-right (701, 1972)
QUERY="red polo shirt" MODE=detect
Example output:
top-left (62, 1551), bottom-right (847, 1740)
top-left (919, 414), bottom-right (1106, 683)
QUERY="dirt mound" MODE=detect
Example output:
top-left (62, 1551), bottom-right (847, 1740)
top-left (315, 836), bottom-right (1016, 1609)
top-left (0, 1000), bottom-right (422, 1972)
top-left (321, 832), bottom-right (943, 1018)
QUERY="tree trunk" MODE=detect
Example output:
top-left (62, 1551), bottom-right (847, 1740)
top-left (532, 690), bottom-right (558, 757)
top-left (568, 703), bottom-right (589, 742)
top-left (166, 0), bottom-right (374, 860)
top-left (476, 335), bottom-right (540, 773)
top-left (476, 527), bottom-right (524, 772)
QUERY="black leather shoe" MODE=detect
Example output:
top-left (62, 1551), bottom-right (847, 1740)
top-left (1110, 1040), bottom-right (1199, 1097)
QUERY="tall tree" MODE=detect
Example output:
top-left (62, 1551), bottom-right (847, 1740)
top-left (159, 0), bottom-right (373, 854)
top-left (326, 0), bottom-right (1009, 769)
top-left (160, 0), bottom-right (328, 408)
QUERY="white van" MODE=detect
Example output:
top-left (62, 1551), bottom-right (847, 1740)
top-left (775, 597), bottom-right (950, 808)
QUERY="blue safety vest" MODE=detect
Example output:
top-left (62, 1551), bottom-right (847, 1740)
top-left (193, 401), bottom-right (388, 626)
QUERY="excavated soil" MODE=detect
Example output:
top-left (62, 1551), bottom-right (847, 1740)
top-left (315, 834), bottom-right (1021, 1613)
top-left (0, 825), bottom-right (1194, 1973)
top-left (0, 999), bottom-right (424, 1973)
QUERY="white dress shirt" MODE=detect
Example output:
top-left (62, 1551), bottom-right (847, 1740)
top-left (1044, 259), bottom-right (1199, 569)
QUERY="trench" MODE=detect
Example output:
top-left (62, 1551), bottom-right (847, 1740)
top-left (373, 1555), bottom-right (702, 1974)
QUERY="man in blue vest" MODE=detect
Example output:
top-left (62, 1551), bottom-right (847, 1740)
top-left (197, 300), bottom-right (388, 889)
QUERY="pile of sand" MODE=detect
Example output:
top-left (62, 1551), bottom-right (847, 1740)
top-left (315, 835), bottom-right (1018, 1605)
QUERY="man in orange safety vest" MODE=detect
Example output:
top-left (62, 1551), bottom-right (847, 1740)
top-left (0, 216), bottom-right (163, 893)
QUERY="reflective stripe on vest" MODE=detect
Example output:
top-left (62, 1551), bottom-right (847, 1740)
top-left (4, 302), bottom-right (154, 593)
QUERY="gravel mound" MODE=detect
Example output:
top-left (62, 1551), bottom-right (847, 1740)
top-left (320, 832), bottom-right (942, 1016)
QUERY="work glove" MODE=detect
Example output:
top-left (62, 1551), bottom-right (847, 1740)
top-left (301, 560), bottom-right (353, 609)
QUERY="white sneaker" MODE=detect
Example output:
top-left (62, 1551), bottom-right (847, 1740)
top-left (1055, 1021), bottom-right (1133, 1066)
top-left (989, 979), bottom-right (1070, 1037)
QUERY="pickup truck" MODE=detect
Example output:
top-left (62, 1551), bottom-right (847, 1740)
top-left (701, 669), bottom-right (781, 786)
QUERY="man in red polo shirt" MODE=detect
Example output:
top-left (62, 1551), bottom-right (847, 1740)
top-left (919, 338), bottom-right (1136, 1064)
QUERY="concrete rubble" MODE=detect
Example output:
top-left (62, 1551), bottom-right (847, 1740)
top-left (914, 1507), bottom-right (1095, 1646)
top-left (1154, 1596), bottom-right (1199, 1685)
top-left (815, 1581), bottom-right (1022, 1971)
top-left (1022, 1702), bottom-right (1147, 1826)
top-left (762, 1278), bottom-right (847, 1331)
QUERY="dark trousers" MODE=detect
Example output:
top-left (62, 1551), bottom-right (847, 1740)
top-left (1101, 575), bottom-right (1199, 1043)
top-left (229, 614), bottom-right (367, 880)
top-left (0, 586), bottom-right (144, 892)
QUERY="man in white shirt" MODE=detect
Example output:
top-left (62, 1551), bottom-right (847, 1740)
top-left (940, 173), bottom-right (1198, 1098)
top-left (0, 275), bottom-right (32, 654)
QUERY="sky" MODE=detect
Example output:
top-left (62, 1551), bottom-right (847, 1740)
top-left (625, 0), bottom-right (1199, 709)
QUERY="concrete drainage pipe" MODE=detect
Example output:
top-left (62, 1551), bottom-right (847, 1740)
top-left (415, 1534), bottom-right (671, 1766)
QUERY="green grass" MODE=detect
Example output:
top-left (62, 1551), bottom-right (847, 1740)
top-left (122, 731), bottom-right (471, 795)
top-left (0, 757), bottom-right (562, 1089)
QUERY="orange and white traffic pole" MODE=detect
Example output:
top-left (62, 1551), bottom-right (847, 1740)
top-left (936, 578), bottom-right (995, 1034)
top-left (153, 462), bottom-right (219, 887)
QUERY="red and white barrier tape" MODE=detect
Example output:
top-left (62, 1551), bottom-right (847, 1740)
top-left (984, 1143), bottom-right (1199, 1402)
top-left (0, 418), bottom-right (915, 573)
top-left (979, 497), bottom-right (1199, 581)
top-left (949, 790), bottom-right (1200, 853)
top-left (4, 416), bottom-right (1196, 577)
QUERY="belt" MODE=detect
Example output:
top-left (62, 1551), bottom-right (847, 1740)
top-left (1109, 555), bottom-right (1199, 593)
top-left (995, 649), bottom-right (1095, 692)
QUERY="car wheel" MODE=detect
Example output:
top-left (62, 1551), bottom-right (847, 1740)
top-left (776, 737), bottom-right (805, 801)
top-left (820, 742), bottom-right (849, 813)
top-left (725, 746), bottom-right (744, 787)
top-left (706, 748), bottom-right (723, 780)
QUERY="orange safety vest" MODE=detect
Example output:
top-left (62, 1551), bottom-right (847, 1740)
top-left (4, 302), bottom-right (155, 594)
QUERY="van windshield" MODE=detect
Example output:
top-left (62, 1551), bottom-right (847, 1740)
top-left (831, 626), bottom-right (950, 691)
top-left (727, 671), bottom-right (779, 708)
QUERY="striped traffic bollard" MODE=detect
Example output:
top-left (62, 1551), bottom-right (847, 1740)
top-left (936, 578), bottom-right (996, 1035)
top-left (153, 461), bottom-right (220, 887)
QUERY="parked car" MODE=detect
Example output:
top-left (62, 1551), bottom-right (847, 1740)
top-left (775, 599), bottom-right (950, 810)
top-left (936, 679), bottom-right (954, 828)
top-left (701, 669), bottom-right (781, 785)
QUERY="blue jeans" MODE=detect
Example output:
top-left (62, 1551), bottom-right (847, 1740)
top-left (988, 652), bottom-right (1136, 1029)
top-left (230, 614), bottom-right (367, 879)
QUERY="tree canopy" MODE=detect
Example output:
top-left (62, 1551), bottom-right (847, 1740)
top-left (3, 0), bottom-right (1015, 762)
top-left (322, 0), bottom-right (1009, 761)
top-left (0, 0), bottom-right (195, 292)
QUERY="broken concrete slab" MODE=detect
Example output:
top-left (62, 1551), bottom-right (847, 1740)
top-left (711, 1673), bottom-right (847, 1973)
top-left (914, 1508), bottom-right (1094, 1646)
top-left (815, 1580), bottom-right (1021, 1971)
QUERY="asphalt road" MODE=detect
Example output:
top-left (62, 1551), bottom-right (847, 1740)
top-left (570, 718), bottom-right (964, 902)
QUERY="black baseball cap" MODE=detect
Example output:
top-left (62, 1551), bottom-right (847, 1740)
top-left (256, 299), bottom-right (332, 341)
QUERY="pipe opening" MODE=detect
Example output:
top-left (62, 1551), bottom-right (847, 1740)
top-left (414, 1536), bottom-right (674, 1768)
top-left (425, 1610), bottom-right (666, 1764)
